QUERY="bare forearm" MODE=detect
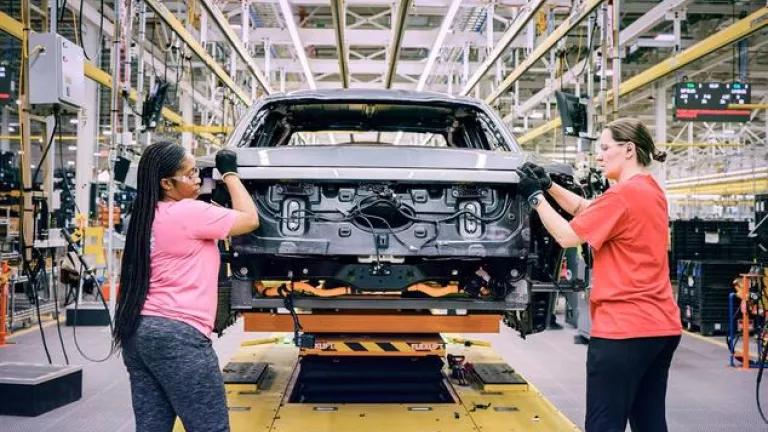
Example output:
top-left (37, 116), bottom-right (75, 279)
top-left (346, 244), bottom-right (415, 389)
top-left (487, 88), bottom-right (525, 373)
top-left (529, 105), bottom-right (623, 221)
top-left (535, 200), bottom-right (583, 248)
top-left (548, 184), bottom-right (591, 216)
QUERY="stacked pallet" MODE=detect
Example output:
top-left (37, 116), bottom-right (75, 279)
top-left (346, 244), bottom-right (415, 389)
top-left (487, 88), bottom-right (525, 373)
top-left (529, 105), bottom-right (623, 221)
top-left (670, 219), bottom-right (754, 281)
top-left (677, 260), bottom-right (754, 335)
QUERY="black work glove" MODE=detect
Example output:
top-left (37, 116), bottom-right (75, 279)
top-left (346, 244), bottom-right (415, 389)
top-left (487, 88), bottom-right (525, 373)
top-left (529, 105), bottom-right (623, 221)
top-left (215, 149), bottom-right (239, 179)
top-left (521, 161), bottom-right (552, 190)
top-left (517, 170), bottom-right (544, 207)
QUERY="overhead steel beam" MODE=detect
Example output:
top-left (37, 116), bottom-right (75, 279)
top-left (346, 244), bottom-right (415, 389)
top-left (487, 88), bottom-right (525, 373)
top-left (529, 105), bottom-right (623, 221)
top-left (484, 0), bottom-right (604, 105)
top-left (277, 0), bottom-right (317, 89)
top-left (385, 0), bottom-right (413, 89)
top-left (330, 0), bottom-right (350, 88)
top-left (619, 0), bottom-right (692, 47)
top-left (198, 0), bottom-right (272, 94)
top-left (416, 0), bottom-right (461, 91)
top-left (144, 0), bottom-right (252, 106)
top-left (460, 0), bottom-right (547, 96)
top-left (207, 27), bottom-right (529, 49)
top-left (252, 0), bottom-right (569, 6)
top-left (517, 7), bottom-right (768, 145)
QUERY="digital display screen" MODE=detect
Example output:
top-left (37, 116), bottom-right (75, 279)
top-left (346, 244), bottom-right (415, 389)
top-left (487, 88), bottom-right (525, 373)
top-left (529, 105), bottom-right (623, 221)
top-left (674, 82), bottom-right (751, 122)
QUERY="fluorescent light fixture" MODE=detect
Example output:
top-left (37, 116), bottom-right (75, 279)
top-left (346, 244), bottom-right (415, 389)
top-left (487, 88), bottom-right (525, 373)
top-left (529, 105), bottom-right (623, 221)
top-left (68, 145), bottom-right (77, 151)
top-left (7, 127), bottom-right (14, 133)
top-left (102, 130), bottom-right (112, 136)
top-left (69, 119), bottom-right (78, 124)
top-left (30, 164), bottom-right (36, 169)
top-left (529, 111), bottom-right (544, 119)
top-left (66, 161), bottom-right (75, 166)
top-left (565, 146), bottom-right (576, 151)
top-left (512, 126), bottom-right (524, 133)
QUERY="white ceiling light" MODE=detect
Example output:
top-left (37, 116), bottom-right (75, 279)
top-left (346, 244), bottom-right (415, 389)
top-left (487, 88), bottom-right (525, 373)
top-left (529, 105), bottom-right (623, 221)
top-left (66, 161), bottom-right (75, 166)
top-left (69, 119), bottom-right (78, 125)
top-left (68, 146), bottom-right (77, 151)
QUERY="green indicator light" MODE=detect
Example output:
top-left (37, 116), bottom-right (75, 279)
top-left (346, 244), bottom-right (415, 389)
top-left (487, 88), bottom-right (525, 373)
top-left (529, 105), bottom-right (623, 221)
top-left (686, 83), bottom-right (695, 88)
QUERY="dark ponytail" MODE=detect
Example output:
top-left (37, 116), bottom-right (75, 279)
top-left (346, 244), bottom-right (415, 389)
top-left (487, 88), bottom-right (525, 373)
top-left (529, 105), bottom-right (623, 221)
top-left (605, 118), bottom-right (666, 166)
top-left (113, 142), bottom-right (186, 348)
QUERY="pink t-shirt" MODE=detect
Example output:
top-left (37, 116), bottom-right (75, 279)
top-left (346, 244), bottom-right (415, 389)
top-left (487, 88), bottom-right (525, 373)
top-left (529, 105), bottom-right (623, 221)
top-left (141, 199), bottom-right (237, 338)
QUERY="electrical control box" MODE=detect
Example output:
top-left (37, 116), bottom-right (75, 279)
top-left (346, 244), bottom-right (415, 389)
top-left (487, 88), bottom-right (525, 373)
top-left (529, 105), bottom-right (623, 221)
top-left (28, 33), bottom-right (84, 113)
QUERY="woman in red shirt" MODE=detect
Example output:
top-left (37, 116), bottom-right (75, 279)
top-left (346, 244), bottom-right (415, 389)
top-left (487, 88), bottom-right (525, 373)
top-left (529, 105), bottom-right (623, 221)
top-left (518, 118), bottom-right (682, 432)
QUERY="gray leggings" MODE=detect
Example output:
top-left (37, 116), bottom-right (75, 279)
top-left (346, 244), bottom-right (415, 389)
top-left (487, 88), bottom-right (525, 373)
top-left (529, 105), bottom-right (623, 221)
top-left (122, 316), bottom-right (230, 432)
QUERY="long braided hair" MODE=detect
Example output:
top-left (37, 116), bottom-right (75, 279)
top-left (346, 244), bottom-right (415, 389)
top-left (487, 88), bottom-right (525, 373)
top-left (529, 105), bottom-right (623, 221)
top-left (113, 142), bottom-right (187, 348)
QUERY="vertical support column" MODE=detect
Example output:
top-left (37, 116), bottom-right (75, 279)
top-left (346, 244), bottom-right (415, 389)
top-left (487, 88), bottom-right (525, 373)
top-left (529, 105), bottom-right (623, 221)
top-left (0, 107), bottom-right (9, 152)
top-left (654, 83), bottom-right (667, 186)
top-left (135, 1), bottom-right (147, 138)
top-left (76, 22), bottom-right (101, 218)
top-left (611, 0), bottom-right (621, 121)
top-left (280, 67), bottom-right (286, 93)
top-left (181, 86), bottom-right (193, 151)
top-left (107, 0), bottom-right (124, 314)
top-left (242, 0), bottom-right (250, 44)
top-left (597, 4), bottom-right (608, 127)
top-left (462, 43), bottom-right (470, 87)
top-left (264, 38), bottom-right (271, 85)
top-left (19, 0), bottom-right (33, 267)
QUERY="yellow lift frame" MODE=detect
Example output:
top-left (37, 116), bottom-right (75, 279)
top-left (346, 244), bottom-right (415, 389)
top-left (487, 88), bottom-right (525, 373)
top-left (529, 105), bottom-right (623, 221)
top-left (174, 313), bottom-right (579, 432)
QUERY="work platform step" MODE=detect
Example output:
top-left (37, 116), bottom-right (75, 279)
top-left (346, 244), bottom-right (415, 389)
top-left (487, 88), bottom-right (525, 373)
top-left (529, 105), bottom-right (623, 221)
top-left (65, 302), bottom-right (111, 326)
top-left (0, 362), bottom-right (82, 416)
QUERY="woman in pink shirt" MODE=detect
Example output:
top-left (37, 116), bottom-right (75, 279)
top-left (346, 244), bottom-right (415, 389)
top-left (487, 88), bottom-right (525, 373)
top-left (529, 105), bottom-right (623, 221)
top-left (113, 142), bottom-right (259, 432)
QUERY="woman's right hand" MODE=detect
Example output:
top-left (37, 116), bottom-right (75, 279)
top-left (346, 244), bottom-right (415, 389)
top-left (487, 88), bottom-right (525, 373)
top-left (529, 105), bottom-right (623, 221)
top-left (215, 149), bottom-right (239, 179)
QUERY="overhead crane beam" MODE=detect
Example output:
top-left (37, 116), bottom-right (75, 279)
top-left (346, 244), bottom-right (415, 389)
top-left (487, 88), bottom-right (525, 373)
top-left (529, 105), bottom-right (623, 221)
top-left (511, 0), bottom-right (693, 119)
top-left (384, 0), bottom-right (412, 89)
top-left (330, 0), bottom-right (350, 88)
top-left (484, 0), bottom-right (604, 105)
top-left (144, 0), bottom-right (252, 106)
top-left (198, 0), bottom-right (272, 95)
top-left (460, 0), bottom-right (547, 96)
top-left (517, 6), bottom-right (768, 145)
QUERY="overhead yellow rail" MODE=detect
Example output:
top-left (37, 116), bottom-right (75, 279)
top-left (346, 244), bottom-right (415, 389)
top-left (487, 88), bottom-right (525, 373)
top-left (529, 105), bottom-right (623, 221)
top-left (144, 0), bottom-right (252, 106)
top-left (666, 179), bottom-right (767, 196)
top-left (0, 10), bottom-right (221, 144)
top-left (170, 125), bottom-right (234, 134)
top-left (729, 103), bottom-right (768, 110)
top-left (518, 6), bottom-right (768, 145)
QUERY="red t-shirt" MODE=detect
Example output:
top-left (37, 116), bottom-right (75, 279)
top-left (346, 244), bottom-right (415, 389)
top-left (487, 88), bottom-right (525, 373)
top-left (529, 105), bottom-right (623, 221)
top-left (570, 174), bottom-right (682, 339)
